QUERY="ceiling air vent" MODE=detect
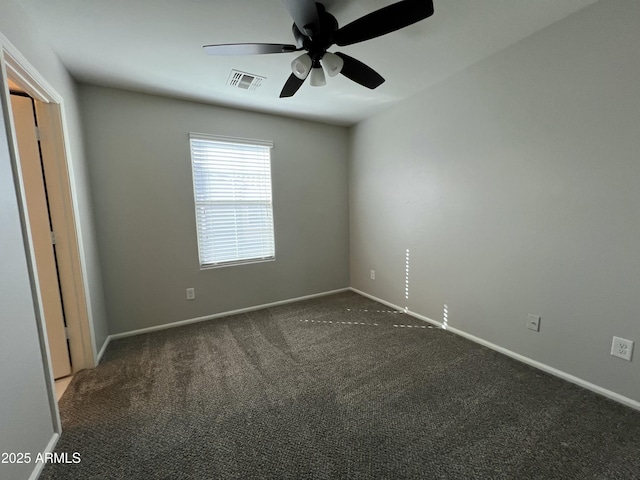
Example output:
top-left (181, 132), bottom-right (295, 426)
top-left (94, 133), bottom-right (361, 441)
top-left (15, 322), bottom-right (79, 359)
top-left (227, 70), bottom-right (265, 91)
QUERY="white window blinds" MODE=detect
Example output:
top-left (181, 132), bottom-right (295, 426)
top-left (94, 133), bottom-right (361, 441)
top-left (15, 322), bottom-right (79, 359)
top-left (189, 133), bottom-right (275, 268)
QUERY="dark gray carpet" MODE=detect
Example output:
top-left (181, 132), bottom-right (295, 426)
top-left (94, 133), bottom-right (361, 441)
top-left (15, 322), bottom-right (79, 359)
top-left (42, 292), bottom-right (640, 479)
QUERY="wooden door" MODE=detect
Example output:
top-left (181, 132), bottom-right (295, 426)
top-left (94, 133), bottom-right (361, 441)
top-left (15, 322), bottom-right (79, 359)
top-left (10, 93), bottom-right (72, 379)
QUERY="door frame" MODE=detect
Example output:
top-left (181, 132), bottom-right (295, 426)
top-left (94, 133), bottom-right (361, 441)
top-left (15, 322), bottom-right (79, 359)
top-left (0, 36), bottom-right (96, 423)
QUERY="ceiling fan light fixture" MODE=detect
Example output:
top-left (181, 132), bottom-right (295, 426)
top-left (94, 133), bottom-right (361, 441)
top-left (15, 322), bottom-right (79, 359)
top-left (310, 66), bottom-right (326, 87)
top-left (291, 53), bottom-right (312, 80)
top-left (321, 52), bottom-right (344, 77)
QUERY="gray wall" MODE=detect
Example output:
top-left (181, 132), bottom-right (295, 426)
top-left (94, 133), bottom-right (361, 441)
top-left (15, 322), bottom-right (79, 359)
top-left (0, 0), bottom-right (109, 357)
top-left (78, 85), bottom-right (350, 334)
top-left (0, 78), bottom-right (55, 480)
top-left (350, 0), bottom-right (640, 402)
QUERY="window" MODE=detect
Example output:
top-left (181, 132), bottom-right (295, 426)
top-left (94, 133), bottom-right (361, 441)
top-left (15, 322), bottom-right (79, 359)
top-left (189, 133), bottom-right (275, 268)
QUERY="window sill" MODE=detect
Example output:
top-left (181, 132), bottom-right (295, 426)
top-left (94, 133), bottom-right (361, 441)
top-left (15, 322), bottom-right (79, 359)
top-left (200, 257), bottom-right (275, 270)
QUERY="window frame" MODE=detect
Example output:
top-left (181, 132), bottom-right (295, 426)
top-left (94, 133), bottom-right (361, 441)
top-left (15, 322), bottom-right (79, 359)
top-left (188, 132), bottom-right (276, 270)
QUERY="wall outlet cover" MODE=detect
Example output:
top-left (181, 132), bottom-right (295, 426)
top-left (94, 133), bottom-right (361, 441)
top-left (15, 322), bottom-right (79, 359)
top-left (611, 336), bottom-right (633, 361)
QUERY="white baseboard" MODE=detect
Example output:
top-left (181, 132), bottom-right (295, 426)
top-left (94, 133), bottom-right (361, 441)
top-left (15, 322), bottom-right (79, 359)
top-left (107, 288), bottom-right (350, 342)
top-left (350, 288), bottom-right (640, 412)
top-left (96, 336), bottom-right (111, 364)
top-left (29, 432), bottom-right (59, 480)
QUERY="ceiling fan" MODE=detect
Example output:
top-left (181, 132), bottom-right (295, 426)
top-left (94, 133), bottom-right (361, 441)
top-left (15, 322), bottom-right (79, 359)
top-left (203, 0), bottom-right (435, 98)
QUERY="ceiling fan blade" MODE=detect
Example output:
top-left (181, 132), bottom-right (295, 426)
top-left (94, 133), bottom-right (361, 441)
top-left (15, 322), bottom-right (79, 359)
top-left (282, 0), bottom-right (321, 37)
top-left (280, 73), bottom-right (306, 97)
top-left (335, 53), bottom-right (385, 89)
top-left (203, 43), bottom-right (298, 56)
top-left (334, 0), bottom-right (434, 47)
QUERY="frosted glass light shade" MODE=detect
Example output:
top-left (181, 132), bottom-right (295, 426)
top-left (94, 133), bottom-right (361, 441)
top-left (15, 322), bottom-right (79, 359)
top-left (291, 54), bottom-right (312, 80)
top-left (321, 52), bottom-right (344, 77)
top-left (310, 66), bottom-right (326, 87)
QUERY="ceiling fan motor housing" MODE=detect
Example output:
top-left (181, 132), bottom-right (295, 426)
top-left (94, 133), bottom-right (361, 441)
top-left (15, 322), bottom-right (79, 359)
top-left (292, 3), bottom-right (339, 62)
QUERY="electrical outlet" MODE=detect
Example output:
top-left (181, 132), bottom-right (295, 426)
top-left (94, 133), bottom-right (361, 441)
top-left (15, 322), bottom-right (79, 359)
top-left (611, 336), bottom-right (633, 361)
top-left (370, 270), bottom-right (375, 280)
top-left (527, 314), bottom-right (540, 332)
top-left (186, 288), bottom-right (195, 300)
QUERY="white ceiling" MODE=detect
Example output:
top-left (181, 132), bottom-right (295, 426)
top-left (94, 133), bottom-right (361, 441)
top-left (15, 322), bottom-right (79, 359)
top-left (18, 0), bottom-right (596, 125)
